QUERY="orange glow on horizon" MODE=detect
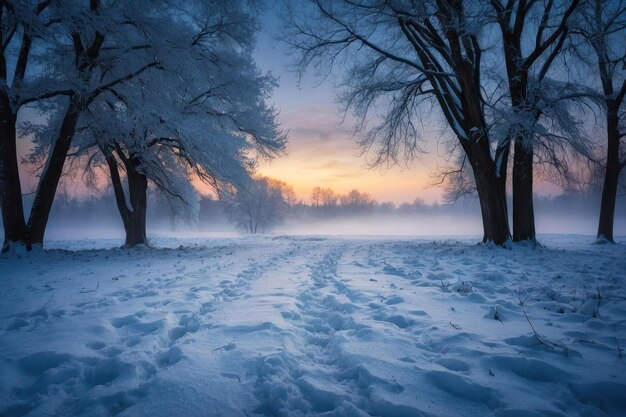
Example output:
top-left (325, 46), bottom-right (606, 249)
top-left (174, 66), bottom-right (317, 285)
top-left (256, 153), bottom-right (441, 205)
top-left (254, 105), bottom-right (444, 205)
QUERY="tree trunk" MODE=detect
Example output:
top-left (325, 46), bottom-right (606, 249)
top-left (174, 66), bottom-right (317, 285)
top-left (24, 99), bottom-right (81, 245)
top-left (464, 133), bottom-right (511, 245)
top-left (512, 140), bottom-right (536, 243)
top-left (402, 2), bottom-right (511, 245)
top-left (501, 29), bottom-right (537, 244)
top-left (495, 141), bottom-right (510, 220)
top-left (0, 104), bottom-right (27, 251)
top-left (103, 147), bottom-right (148, 248)
top-left (124, 157), bottom-right (148, 247)
top-left (472, 160), bottom-right (511, 245)
top-left (597, 106), bottom-right (622, 243)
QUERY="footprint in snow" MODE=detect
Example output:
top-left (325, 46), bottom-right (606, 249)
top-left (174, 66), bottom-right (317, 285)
top-left (168, 313), bottom-right (203, 344)
top-left (385, 296), bottom-right (404, 305)
top-left (156, 346), bottom-right (183, 367)
top-left (85, 341), bottom-right (106, 351)
top-left (373, 311), bottom-right (416, 329)
top-left (425, 370), bottom-right (501, 410)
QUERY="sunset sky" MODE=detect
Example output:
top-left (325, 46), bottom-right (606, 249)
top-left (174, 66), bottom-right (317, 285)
top-left (251, 7), bottom-right (566, 205)
top-left (11, 6), bottom-right (444, 205)
top-left (252, 8), bottom-right (450, 205)
top-left (12, 5), bottom-right (567, 206)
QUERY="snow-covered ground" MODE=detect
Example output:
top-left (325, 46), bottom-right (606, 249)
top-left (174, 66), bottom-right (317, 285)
top-left (1, 235), bottom-right (625, 417)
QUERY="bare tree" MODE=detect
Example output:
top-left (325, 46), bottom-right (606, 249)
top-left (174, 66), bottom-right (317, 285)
top-left (488, 0), bottom-right (580, 243)
top-left (319, 188), bottom-right (339, 208)
top-left (311, 186), bottom-right (323, 207)
top-left (574, 0), bottom-right (626, 243)
top-left (311, 186), bottom-right (340, 217)
top-left (227, 177), bottom-right (293, 234)
top-left (339, 189), bottom-right (376, 213)
top-left (286, 0), bottom-right (511, 244)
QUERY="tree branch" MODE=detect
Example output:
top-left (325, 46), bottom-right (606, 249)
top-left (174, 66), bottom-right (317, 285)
top-left (524, 0), bottom-right (580, 67)
top-left (88, 61), bottom-right (160, 103)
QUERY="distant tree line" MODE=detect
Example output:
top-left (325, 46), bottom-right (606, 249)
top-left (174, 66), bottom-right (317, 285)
top-left (214, 177), bottom-right (626, 234)
top-left (5, 175), bottom-right (621, 238)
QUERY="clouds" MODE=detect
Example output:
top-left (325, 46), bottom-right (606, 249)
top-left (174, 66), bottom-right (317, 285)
top-left (257, 103), bottom-right (442, 204)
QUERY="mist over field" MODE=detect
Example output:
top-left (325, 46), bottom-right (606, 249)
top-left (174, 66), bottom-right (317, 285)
top-left (2, 192), bottom-right (624, 245)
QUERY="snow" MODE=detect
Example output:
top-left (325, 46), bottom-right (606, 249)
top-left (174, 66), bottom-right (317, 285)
top-left (1, 235), bottom-right (625, 416)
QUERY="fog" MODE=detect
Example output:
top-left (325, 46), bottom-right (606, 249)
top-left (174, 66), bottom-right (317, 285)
top-left (274, 212), bottom-right (623, 237)
top-left (275, 214), bottom-right (484, 237)
top-left (2, 193), bottom-right (624, 245)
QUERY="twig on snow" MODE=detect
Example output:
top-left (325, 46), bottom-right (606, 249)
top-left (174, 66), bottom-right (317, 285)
top-left (523, 309), bottom-right (546, 346)
top-left (494, 306), bottom-right (504, 325)
top-left (80, 281), bottom-right (100, 294)
top-left (37, 294), bottom-right (54, 311)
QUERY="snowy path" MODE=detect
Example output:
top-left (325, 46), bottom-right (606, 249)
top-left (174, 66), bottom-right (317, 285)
top-left (1, 236), bottom-right (625, 416)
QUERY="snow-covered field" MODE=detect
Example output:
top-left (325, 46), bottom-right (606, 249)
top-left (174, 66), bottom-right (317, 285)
top-left (1, 235), bottom-right (625, 417)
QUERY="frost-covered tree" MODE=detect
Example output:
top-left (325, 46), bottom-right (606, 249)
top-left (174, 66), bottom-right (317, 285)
top-left (2, 0), bottom-right (286, 250)
top-left (286, 0), bottom-right (512, 244)
top-left (0, 0), bottom-right (58, 251)
top-left (573, 0), bottom-right (626, 243)
top-left (226, 176), bottom-right (293, 234)
top-left (2, 1), bottom-right (164, 250)
top-left (68, 1), bottom-right (286, 247)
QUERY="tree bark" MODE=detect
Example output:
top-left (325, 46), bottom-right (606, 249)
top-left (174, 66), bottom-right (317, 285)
top-left (0, 103), bottom-right (27, 251)
top-left (512, 140), bottom-right (536, 242)
top-left (499, 15), bottom-right (542, 244)
top-left (597, 105), bottom-right (622, 243)
top-left (467, 142), bottom-right (511, 245)
top-left (124, 157), bottom-right (148, 247)
top-left (440, 4), bottom-right (511, 246)
top-left (103, 147), bottom-right (148, 247)
top-left (24, 98), bottom-right (81, 245)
